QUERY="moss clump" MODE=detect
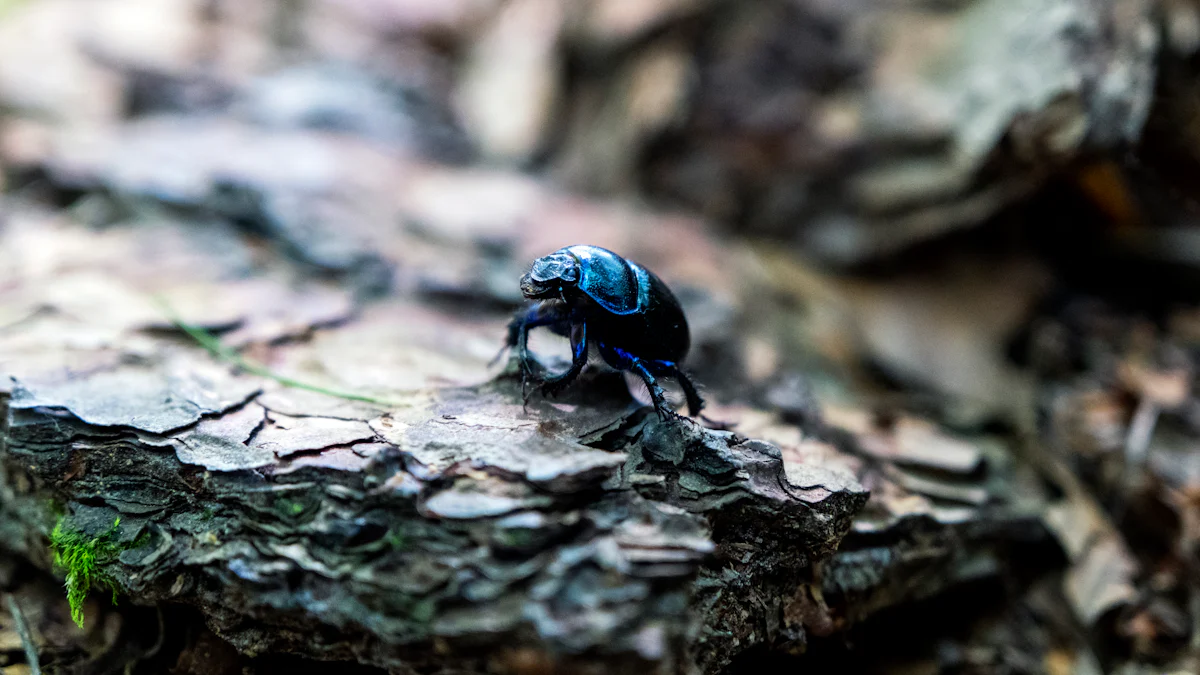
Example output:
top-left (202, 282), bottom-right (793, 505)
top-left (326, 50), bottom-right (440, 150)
top-left (49, 517), bottom-right (125, 629)
top-left (273, 497), bottom-right (308, 518)
top-left (386, 530), bottom-right (406, 550)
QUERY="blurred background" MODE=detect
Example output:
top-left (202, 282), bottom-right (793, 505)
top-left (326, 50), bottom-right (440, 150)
top-left (5, 0), bottom-right (1200, 673)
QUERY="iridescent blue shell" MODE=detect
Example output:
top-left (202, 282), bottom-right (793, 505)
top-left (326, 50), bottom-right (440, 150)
top-left (560, 245), bottom-right (650, 315)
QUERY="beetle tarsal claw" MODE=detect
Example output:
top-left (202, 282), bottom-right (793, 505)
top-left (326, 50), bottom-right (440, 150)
top-left (653, 404), bottom-right (690, 424)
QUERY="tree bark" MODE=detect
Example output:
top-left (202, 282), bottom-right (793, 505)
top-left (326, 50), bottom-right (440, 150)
top-left (0, 203), bottom-right (1050, 673)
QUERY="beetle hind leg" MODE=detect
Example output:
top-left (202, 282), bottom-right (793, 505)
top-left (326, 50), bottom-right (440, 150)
top-left (663, 364), bottom-right (734, 428)
top-left (641, 359), bottom-right (704, 418)
top-left (599, 345), bottom-right (692, 422)
top-left (629, 359), bottom-right (689, 422)
top-left (668, 366), bottom-right (705, 417)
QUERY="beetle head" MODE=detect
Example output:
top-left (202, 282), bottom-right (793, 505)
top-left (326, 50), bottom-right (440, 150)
top-left (520, 252), bottom-right (580, 299)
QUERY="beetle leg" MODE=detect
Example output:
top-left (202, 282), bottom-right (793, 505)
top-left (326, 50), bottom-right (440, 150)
top-left (629, 359), bottom-right (685, 422)
top-left (665, 371), bottom-right (730, 428)
top-left (501, 303), bottom-right (568, 409)
top-left (491, 308), bottom-right (529, 367)
top-left (665, 365), bottom-right (706, 417)
top-left (541, 321), bottom-right (587, 397)
top-left (518, 305), bottom-right (566, 361)
top-left (490, 313), bottom-right (524, 367)
top-left (517, 314), bottom-right (554, 409)
top-left (601, 346), bottom-right (687, 421)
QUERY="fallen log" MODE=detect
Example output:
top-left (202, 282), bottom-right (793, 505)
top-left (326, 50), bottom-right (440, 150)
top-left (0, 202), bottom-right (1051, 673)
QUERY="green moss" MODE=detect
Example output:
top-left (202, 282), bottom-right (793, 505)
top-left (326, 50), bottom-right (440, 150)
top-left (49, 517), bottom-right (126, 629)
top-left (273, 497), bottom-right (310, 518)
top-left (43, 499), bottom-right (66, 527)
top-left (386, 530), bottom-right (406, 550)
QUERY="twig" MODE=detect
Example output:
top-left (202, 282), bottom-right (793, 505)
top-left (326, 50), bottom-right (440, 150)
top-left (6, 594), bottom-right (42, 675)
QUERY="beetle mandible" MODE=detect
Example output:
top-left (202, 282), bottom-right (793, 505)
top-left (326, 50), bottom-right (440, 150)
top-left (501, 245), bottom-right (704, 420)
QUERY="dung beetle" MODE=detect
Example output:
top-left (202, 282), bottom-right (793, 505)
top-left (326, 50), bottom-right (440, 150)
top-left (501, 245), bottom-right (705, 420)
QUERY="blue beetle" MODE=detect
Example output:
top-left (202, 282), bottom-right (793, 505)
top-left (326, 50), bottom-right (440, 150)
top-left (502, 245), bottom-right (704, 419)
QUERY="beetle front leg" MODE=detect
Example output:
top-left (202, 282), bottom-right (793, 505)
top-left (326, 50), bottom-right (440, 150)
top-left (504, 304), bottom-right (564, 365)
top-left (500, 303), bottom-right (569, 406)
top-left (490, 308), bottom-right (534, 367)
top-left (540, 322), bottom-right (587, 397)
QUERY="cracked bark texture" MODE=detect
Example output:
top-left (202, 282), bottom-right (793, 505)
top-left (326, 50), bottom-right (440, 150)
top-left (0, 194), bottom-right (1052, 673)
top-left (0, 0), bottom-right (1129, 669)
top-left (2, 340), bottom-right (864, 674)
